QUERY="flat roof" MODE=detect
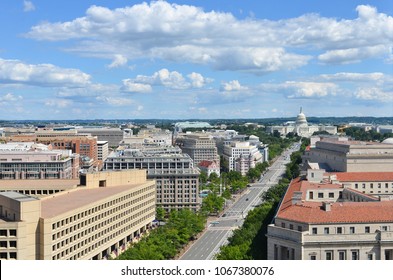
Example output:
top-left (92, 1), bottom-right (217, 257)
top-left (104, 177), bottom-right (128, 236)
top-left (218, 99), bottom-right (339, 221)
top-left (41, 183), bottom-right (152, 219)
top-left (0, 179), bottom-right (79, 190)
top-left (0, 191), bottom-right (38, 202)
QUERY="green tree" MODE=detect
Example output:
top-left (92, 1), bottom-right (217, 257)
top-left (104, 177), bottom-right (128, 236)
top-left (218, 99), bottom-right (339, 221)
top-left (199, 171), bottom-right (208, 185)
top-left (156, 206), bottom-right (165, 221)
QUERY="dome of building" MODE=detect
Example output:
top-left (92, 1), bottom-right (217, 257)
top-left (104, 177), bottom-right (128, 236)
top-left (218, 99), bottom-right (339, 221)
top-left (296, 107), bottom-right (308, 127)
top-left (382, 138), bottom-right (393, 144)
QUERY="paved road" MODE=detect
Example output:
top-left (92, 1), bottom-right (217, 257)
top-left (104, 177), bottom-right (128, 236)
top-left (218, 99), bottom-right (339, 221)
top-left (180, 142), bottom-right (301, 260)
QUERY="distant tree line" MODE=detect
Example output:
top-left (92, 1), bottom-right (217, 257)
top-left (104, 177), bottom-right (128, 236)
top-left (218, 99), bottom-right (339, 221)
top-left (344, 127), bottom-right (393, 142)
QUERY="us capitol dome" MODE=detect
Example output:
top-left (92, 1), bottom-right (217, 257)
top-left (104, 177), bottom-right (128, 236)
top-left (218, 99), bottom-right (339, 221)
top-left (266, 107), bottom-right (337, 137)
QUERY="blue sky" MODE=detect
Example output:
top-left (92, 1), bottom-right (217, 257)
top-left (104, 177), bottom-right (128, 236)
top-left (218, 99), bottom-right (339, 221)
top-left (0, 0), bottom-right (392, 120)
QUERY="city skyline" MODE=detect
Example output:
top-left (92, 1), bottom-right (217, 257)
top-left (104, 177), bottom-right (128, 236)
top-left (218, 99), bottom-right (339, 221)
top-left (0, 0), bottom-right (392, 120)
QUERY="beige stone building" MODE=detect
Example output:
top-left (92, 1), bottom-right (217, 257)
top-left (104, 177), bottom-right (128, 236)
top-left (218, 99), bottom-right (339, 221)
top-left (267, 170), bottom-right (393, 260)
top-left (303, 138), bottom-right (393, 172)
top-left (0, 169), bottom-right (156, 260)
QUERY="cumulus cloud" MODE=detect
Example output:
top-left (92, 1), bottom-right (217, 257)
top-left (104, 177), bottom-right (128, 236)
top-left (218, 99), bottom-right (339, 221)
top-left (0, 93), bottom-right (23, 102)
top-left (23, 1), bottom-right (35, 12)
top-left (355, 88), bottom-right (393, 102)
top-left (107, 54), bottom-right (128, 68)
top-left (220, 80), bottom-right (248, 92)
top-left (0, 58), bottom-right (91, 87)
top-left (284, 82), bottom-right (338, 98)
top-left (122, 68), bottom-right (212, 92)
top-left (187, 72), bottom-right (213, 88)
top-left (121, 80), bottom-right (152, 93)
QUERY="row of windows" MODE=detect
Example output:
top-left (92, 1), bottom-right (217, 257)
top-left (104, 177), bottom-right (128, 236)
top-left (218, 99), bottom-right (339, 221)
top-left (354, 182), bottom-right (393, 189)
top-left (0, 252), bottom-right (17, 260)
top-left (52, 212), bottom-right (154, 260)
top-left (311, 225), bottom-right (390, 235)
top-left (0, 229), bottom-right (17, 237)
top-left (0, 240), bottom-right (17, 248)
top-left (52, 186), bottom-right (155, 231)
top-left (52, 197), bottom-right (155, 239)
top-left (310, 250), bottom-right (363, 260)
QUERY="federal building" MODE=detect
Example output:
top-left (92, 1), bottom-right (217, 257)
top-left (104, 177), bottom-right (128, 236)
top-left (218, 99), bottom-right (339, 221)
top-left (0, 169), bottom-right (156, 260)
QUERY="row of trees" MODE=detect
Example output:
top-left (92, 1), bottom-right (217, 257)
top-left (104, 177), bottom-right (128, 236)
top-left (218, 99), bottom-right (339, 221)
top-left (116, 209), bottom-right (205, 260)
top-left (344, 127), bottom-right (393, 142)
top-left (217, 138), bottom-right (309, 260)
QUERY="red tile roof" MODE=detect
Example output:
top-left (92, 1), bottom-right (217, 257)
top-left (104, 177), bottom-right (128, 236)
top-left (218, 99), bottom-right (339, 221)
top-left (330, 172), bottom-right (393, 182)
top-left (277, 176), bottom-right (393, 224)
top-left (198, 160), bottom-right (217, 168)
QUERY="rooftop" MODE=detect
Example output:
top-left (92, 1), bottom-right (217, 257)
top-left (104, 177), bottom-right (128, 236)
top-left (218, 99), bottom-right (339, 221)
top-left (277, 177), bottom-right (393, 224)
top-left (41, 183), bottom-right (150, 218)
top-left (330, 172), bottom-right (393, 182)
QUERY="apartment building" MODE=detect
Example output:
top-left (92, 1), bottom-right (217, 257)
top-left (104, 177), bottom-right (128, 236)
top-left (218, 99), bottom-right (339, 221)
top-left (104, 146), bottom-right (200, 212)
top-left (0, 143), bottom-right (80, 179)
top-left (303, 139), bottom-right (393, 172)
top-left (97, 141), bottom-right (109, 162)
top-left (223, 141), bottom-right (263, 175)
top-left (4, 131), bottom-right (99, 170)
top-left (0, 169), bottom-right (156, 260)
top-left (175, 133), bottom-right (220, 166)
top-left (267, 170), bottom-right (393, 260)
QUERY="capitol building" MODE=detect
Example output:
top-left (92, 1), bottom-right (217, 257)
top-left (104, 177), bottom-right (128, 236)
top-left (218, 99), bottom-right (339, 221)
top-left (266, 108), bottom-right (337, 137)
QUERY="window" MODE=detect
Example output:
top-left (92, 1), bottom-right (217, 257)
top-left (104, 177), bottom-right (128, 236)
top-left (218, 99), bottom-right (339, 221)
top-left (329, 192), bottom-right (334, 198)
top-left (351, 250), bottom-right (359, 260)
top-left (298, 226), bottom-right (302, 232)
top-left (362, 183), bottom-right (366, 189)
top-left (324, 227), bottom-right (329, 234)
top-left (350, 227), bottom-right (355, 234)
top-left (281, 222), bottom-right (286, 228)
top-left (310, 255), bottom-right (316, 260)
top-left (337, 227), bottom-right (343, 234)
top-left (370, 183), bottom-right (374, 188)
top-left (365, 226), bottom-right (370, 233)
top-left (368, 254), bottom-right (373, 260)
top-left (309, 192), bottom-right (314, 199)
top-left (338, 251), bottom-right (346, 260)
top-left (289, 224), bottom-right (294, 230)
top-left (312, 228), bottom-right (318, 234)
top-left (355, 183), bottom-right (358, 189)
top-left (325, 251), bottom-right (333, 260)
top-left (318, 193), bottom-right (324, 199)
top-left (382, 226), bottom-right (388, 231)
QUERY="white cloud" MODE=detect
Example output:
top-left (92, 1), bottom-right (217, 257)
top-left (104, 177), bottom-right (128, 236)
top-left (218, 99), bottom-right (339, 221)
top-left (318, 45), bottom-right (390, 64)
top-left (123, 68), bottom-right (212, 91)
top-left (121, 80), bottom-right (152, 93)
top-left (0, 58), bottom-right (91, 87)
top-left (220, 80), bottom-right (248, 92)
top-left (107, 54), bottom-right (128, 68)
top-left (23, 1), bottom-right (35, 12)
top-left (320, 72), bottom-right (385, 82)
top-left (285, 82), bottom-right (338, 98)
top-left (187, 72), bottom-right (213, 88)
top-left (45, 99), bottom-right (73, 108)
top-left (355, 88), bottom-right (393, 102)
top-left (0, 93), bottom-right (23, 102)
top-left (96, 96), bottom-right (135, 106)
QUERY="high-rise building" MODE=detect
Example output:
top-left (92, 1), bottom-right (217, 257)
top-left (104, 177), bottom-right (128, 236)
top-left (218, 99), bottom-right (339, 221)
top-left (223, 141), bottom-right (263, 175)
top-left (175, 133), bottom-right (220, 166)
top-left (77, 127), bottom-right (124, 148)
top-left (0, 169), bottom-right (155, 260)
top-left (104, 146), bottom-right (200, 212)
